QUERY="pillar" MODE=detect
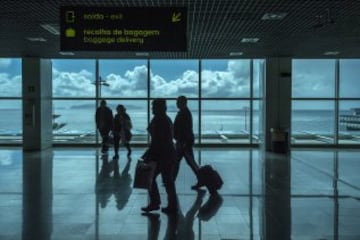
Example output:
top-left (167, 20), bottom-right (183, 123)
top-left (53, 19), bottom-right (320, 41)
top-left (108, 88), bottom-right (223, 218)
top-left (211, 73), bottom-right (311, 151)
top-left (22, 58), bottom-right (52, 150)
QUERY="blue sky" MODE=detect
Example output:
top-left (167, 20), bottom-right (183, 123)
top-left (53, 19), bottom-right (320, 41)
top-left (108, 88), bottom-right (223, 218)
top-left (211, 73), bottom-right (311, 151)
top-left (1, 58), bottom-right (359, 110)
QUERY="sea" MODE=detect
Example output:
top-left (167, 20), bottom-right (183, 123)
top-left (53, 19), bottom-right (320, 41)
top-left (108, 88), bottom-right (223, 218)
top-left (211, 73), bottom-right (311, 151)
top-left (0, 109), bottom-right (358, 136)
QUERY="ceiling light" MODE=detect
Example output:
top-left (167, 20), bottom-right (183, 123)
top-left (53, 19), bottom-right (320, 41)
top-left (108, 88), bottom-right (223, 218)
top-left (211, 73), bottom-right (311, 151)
top-left (59, 51), bottom-right (75, 56)
top-left (40, 24), bottom-right (60, 35)
top-left (229, 52), bottom-right (243, 56)
top-left (26, 37), bottom-right (47, 42)
top-left (241, 38), bottom-right (259, 43)
top-left (261, 13), bottom-right (287, 20)
top-left (135, 52), bottom-right (149, 57)
top-left (323, 51), bottom-right (340, 56)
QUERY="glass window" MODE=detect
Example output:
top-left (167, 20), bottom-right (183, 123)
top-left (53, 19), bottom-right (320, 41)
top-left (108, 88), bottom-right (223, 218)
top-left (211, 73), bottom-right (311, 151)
top-left (202, 59), bottom-right (250, 98)
top-left (52, 100), bottom-right (96, 143)
top-left (52, 59), bottom-right (96, 97)
top-left (292, 100), bottom-right (335, 144)
top-left (0, 100), bottom-right (22, 144)
top-left (252, 100), bottom-right (261, 143)
top-left (106, 100), bottom-right (148, 144)
top-left (201, 100), bottom-right (250, 144)
top-left (338, 101), bottom-right (360, 144)
top-left (253, 59), bottom-right (264, 98)
top-left (292, 59), bottom-right (336, 98)
top-left (150, 60), bottom-right (198, 98)
top-left (339, 59), bottom-right (360, 98)
top-left (99, 60), bottom-right (147, 98)
top-left (0, 58), bottom-right (22, 97)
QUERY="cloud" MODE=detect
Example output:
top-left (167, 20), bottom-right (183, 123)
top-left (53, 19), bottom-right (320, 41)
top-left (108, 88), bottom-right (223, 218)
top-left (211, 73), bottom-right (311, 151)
top-left (102, 65), bottom-right (148, 97)
top-left (0, 73), bottom-right (21, 96)
top-left (0, 59), bottom-right (12, 68)
top-left (151, 70), bottom-right (199, 97)
top-left (292, 71), bottom-right (333, 97)
top-left (201, 60), bottom-right (250, 97)
top-left (52, 68), bottom-right (95, 97)
top-left (52, 60), bottom-right (252, 98)
top-left (292, 60), bottom-right (335, 97)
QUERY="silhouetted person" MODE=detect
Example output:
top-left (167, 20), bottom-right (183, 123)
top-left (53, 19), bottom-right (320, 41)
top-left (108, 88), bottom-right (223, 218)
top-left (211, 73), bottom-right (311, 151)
top-left (95, 99), bottom-right (113, 153)
top-left (113, 104), bottom-right (133, 161)
top-left (141, 98), bottom-right (178, 214)
top-left (173, 96), bottom-right (201, 190)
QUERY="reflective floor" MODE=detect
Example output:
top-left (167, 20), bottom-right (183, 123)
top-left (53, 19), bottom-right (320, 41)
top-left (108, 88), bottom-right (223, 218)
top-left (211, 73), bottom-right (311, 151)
top-left (0, 147), bottom-right (359, 240)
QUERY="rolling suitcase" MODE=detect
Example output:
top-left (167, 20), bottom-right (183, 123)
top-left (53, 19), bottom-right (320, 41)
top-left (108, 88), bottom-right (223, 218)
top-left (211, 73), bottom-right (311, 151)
top-left (198, 165), bottom-right (223, 193)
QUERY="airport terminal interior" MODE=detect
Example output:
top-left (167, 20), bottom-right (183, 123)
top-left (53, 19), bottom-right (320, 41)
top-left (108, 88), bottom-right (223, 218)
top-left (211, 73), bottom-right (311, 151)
top-left (0, 1), bottom-right (360, 240)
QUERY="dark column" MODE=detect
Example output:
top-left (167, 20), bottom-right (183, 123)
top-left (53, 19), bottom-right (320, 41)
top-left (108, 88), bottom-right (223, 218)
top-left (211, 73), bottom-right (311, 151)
top-left (22, 58), bottom-right (52, 150)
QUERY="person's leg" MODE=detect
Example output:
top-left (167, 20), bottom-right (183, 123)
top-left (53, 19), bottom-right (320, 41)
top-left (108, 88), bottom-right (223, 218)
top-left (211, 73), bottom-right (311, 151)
top-left (183, 145), bottom-right (199, 175)
top-left (183, 144), bottom-right (201, 189)
top-left (100, 129), bottom-right (110, 152)
top-left (173, 142), bottom-right (185, 181)
top-left (125, 143), bottom-right (131, 157)
top-left (141, 169), bottom-right (161, 212)
top-left (161, 168), bottom-right (178, 213)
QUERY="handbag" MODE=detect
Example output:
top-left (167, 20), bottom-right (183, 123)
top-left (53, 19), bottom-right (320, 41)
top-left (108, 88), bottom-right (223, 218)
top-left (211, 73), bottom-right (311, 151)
top-left (133, 160), bottom-right (156, 189)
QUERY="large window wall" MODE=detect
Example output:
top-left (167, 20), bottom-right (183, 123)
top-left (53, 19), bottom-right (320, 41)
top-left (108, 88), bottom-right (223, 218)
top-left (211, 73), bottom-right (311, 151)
top-left (52, 59), bottom-right (263, 145)
top-left (0, 58), bottom-right (22, 144)
top-left (291, 59), bottom-right (360, 145)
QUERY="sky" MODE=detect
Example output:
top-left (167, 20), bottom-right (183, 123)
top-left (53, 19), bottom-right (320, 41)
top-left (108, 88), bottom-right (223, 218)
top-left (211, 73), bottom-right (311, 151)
top-left (1, 58), bottom-right (359, 110)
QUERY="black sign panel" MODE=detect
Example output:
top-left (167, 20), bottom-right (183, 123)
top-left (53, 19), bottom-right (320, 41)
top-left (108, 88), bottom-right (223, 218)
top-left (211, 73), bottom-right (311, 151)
top-left (60, 6), bottom-right (187, 51)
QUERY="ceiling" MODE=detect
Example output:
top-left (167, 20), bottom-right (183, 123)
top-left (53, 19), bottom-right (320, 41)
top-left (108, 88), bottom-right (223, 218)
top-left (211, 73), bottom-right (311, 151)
top-left (1, 0), bottom-right (360, 59)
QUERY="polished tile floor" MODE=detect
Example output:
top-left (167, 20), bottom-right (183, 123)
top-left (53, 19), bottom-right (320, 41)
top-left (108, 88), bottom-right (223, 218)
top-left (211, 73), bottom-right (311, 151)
top-left (0, 147), bottom-right (359, 240)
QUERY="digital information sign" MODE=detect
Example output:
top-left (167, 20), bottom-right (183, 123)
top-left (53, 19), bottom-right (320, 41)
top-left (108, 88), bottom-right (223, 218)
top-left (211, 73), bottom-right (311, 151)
top-left (60, 6), bottom-right (187, 51)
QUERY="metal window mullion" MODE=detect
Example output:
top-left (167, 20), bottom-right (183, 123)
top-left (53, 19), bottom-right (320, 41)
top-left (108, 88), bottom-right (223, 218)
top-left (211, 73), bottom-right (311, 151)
top-left (333, 151), bottom-right (339, 240)
top-left (249, 150), bottom-right (254, 240)
top-left (199, 59), bottom-right (202, 148)
top-left (95, 59), bottom-right (99, 145)
top-left (147, 58), bottom-right (151, 143)
top-left (335, 59), bottom-right (340, 145)
top-left (250, 59), bottom-right (254, 145)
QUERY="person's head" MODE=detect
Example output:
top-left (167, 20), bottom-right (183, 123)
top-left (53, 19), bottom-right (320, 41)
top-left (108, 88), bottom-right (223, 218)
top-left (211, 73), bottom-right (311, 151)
top-left (176, 95), bottom-right (187, 109)
top-left (152, 98), bottom-right (167, 115)
top-left (100, 99), bottom-right (107, 107)
top-left (116, 104), bottom-right (126, 113)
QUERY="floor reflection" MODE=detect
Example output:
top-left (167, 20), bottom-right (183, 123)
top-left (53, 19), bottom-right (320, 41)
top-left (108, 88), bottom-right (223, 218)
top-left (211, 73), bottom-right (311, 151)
top-left (0, 148), bottom-right (359, 239)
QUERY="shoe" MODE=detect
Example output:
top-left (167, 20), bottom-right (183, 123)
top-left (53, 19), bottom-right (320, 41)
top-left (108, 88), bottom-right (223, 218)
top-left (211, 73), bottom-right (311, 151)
top-left (141, 204), bottom-right (160, 212)
top-left (161, 206), bottom-right (178, 214)
top-left (191, 183), bottom-right (201, 190)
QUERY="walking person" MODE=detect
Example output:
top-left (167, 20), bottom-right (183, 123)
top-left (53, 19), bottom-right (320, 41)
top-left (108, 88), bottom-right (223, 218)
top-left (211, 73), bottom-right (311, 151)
top-left (95, 99), bottom-right (113, 153)
top-left (141, 99), bottom-right (178, 214)
top-left (113, 104), bottom-right (132, 160)
top-left (173, 96), bottom-right (201, 190)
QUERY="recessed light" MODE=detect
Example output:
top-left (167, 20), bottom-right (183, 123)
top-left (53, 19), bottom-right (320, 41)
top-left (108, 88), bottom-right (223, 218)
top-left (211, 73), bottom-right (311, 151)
top-left (26, 37), bottom-right (47, 42)
top-left (323, 51), bottom-right (340, 55)
top-left (135, 52), bottom-right (149, 57)
top-left (241, 38), bottom-right (260, 43)
top-left (40, 24), bottom-right (60, 35)
top-left (229, 52), bottom-right (243, 56)
top-left (261, 12), bottom-right (287, 20)
top-left (59, 52), bottom-right (75, 56)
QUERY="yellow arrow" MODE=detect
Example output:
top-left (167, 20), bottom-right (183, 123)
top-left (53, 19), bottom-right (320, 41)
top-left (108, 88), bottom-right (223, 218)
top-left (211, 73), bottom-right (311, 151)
top-left (172, 12), bottom-right (181, 22)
